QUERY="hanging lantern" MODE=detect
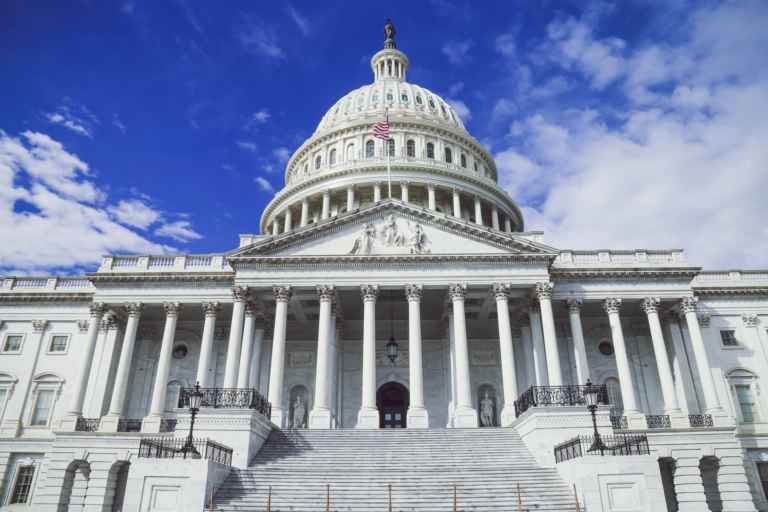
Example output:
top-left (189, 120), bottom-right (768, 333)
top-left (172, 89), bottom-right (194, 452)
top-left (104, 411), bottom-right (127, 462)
top-left (386, 336), bottom-right (399, 364)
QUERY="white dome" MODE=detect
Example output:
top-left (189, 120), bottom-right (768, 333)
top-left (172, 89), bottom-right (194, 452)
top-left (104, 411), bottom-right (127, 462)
top-left (314, 79), bottom-right (467, 135)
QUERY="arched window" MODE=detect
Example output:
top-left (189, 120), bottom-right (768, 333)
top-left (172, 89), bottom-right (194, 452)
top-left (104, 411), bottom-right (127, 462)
top-left (401, 93), bottom-right (408, 103)
top-left (372, 92), bottom-right (379, 104)
top-left (428, 97), bottom-right (436, 109)
top-left (314, 155), bottom-right (321, 170)
top-left (473, 161), bottom-right (478, 172)
top-left (365, 140), bottom-right (375, 158)
top-left (28, 373), bottom-right (64, 427)
top-left (406, 139), bottom-right (416, 158)
top-left (444, 147), bottom-right (453, 163)
top-left (346, 143), bottom-right (355, 161)
top-left (728, 369), bottom-right (760, 423)
top-left (387, 139), bottom-right (395, 157)
top-left (329, 148), bottom-right (337, 166)
top-left (426, 142), bottom-right (435, 159)
top-left (386, 91), bottom-right (393, 102)
top-left (416, 95), bottom-right (423, 105)
top-left (460, 153), bottom-right (467, 168)
top-left (303, 163), bottom-right (309, 175)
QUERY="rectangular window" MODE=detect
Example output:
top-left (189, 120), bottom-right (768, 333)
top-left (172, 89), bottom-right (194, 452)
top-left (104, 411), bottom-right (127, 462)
top-left (2, 335), bottom-right (23, 352)
top-left (31, 389), bottom-right (54, 426)
top-left (10, 465), bottom-right (35, 504)
top-left (758, 462), bottom-right (768, 500)
top-left (720, 330), bottom-right (739, 347)
top-left (736, 384), bottom-right (756, 423)
top-left (48, 335), bottom-right (68, 353)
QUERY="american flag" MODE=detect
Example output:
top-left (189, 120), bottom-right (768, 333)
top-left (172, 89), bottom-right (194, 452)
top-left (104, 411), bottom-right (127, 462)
top-left (372, 119), bottom-right (390, 140)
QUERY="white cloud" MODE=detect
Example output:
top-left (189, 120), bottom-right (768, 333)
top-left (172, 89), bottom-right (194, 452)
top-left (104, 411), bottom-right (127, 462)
top-left (46, 111), bottom-right (93, 138)
top-left (0, 130), bottom-right (176, 272)
top-left (448, 82), bottom-right (464, 97)
top-left (236, 141), bottom-right (258, 152)
top-left (287, 5), bottom-right (310, 36)
top-left (237, 19), bottom-right (285, 59)
top-left (273, 147), bottom-right (291, 163)
top-left (442, 40), bottom-right (473, 65)
top-left (446, 99), bottom-right (472, 122)
top-left (495, 33), bottom-right (516, 58)
top-left (254, 176), bottom-right (274, 193)
top-left (496, 2), bottom-right (768, 269)
top-left (251, 109), bottom-right (271, 123)
top-left (154, 220), bottom-right (202, 242)
top-left (108, 199), bottom-right (161, 229)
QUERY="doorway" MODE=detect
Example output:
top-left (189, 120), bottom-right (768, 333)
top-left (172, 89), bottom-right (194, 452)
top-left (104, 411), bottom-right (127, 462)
top-left (377, 382), bottom-right (409, 428)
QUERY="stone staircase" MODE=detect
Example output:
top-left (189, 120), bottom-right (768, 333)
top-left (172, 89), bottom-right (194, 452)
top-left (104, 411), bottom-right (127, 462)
top-left (210, 428), bottom-right (576, 511)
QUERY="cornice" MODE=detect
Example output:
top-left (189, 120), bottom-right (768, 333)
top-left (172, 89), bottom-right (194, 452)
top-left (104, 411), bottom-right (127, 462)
top-left (551, 267), bottom-right (700, 280)
top-left (234, 253), bottom-right (552, 270)
top-left (694, 287), bottom-right (768, 296)
top-left (0, 293), bottom-right (94, 303)
top-left (86, 272), bottom-right (234, 283)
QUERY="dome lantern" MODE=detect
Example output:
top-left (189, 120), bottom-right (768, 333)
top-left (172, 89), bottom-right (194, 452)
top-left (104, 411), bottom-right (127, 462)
top-left (371, 19), bottom-right (409, 82)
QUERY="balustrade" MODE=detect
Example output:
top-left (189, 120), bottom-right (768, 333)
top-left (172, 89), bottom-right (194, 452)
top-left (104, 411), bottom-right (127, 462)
top-left (178, 387), bottom-right (272, 418)
top-left (513, 384), bottom-right (609, 417)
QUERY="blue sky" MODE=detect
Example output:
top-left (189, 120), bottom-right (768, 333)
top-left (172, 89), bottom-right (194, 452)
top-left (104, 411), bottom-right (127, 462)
top-left (1, 0), bottom-right (767, 274)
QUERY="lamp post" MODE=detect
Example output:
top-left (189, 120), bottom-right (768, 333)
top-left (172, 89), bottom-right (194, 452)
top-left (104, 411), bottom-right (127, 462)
top-left (386, 336), bottom-right (399, 365)
top-left (584, 379), bottom-right (606, 455)
top-left (181, 381), bottom-right (204, 458)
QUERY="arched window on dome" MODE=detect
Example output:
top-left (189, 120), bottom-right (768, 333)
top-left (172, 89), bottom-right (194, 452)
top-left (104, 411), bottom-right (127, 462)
top-left (473, 161), bottom-right (478, 173)
top-left (365, 140), bottom-right (375, 158)
top-left (372, 92), bottom-right (379, 104)
top-left (415, 95), bottom-right (423, 105)
top-left (387, 139), bottom-right (395, 157)
top-left (460, 153), bottom-right (467, 168)
top-left (444, 147), bottom-right (452, 164)
top-left (401, 93), bottom-right (408, 103)
top-left (329, 148), bottom-right (337, 166)
top-left (303, 163), bottom-right (309, 175)
top-left (315, 155), bottom-right (322, 170)
top-left (406, 139), bottom-right (416, 158)
top-left (428, 97), bottom-right (436, 109)
top-left (426, 142), bottom-right (435, 159)
top-left (346, 143), bottom-right (355, 161)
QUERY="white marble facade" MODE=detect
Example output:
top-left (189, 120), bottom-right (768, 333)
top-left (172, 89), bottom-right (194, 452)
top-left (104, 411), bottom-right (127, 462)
top-left (1, 24), bottom-right (768, 512)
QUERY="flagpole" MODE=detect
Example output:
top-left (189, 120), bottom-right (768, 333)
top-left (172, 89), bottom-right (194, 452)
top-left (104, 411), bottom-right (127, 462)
top-left (386, 108), bottom-right (392, 199)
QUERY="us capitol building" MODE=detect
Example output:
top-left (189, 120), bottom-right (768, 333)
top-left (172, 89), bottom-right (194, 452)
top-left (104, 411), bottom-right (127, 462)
top-left (1, 22), bottom-right (767, 512)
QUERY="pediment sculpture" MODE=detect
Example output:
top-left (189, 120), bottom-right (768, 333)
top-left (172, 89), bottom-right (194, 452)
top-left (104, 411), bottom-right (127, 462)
top-left (349, 215), bottom-right (431, 255)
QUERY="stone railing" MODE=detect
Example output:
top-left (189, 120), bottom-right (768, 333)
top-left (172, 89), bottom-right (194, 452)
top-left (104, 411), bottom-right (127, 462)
top-left (693, 271), bottom-right (768, 285)
top-left (555, 250), bottom-right (686, 268)
top-left (513, 384), bottom-right (609, 417)
top-left (1, 277), bottom-right (94, 292)
top-left (97, 254), bottom-right (232, 273)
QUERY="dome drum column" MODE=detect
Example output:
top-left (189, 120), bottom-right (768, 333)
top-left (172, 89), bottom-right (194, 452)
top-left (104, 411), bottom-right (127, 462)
top-left (427, 185), bottom-right (436, 211)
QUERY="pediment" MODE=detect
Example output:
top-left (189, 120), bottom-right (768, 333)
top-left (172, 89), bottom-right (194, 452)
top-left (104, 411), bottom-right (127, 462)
top-left (230, 200), bottom-right (558, 260)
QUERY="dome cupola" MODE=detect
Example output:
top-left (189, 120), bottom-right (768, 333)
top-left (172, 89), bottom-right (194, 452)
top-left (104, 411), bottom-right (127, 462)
top-left (371, 19), bottom-right (409, 82)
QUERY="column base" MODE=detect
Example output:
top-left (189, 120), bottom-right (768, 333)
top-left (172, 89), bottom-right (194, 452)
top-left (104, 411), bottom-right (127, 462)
top-left (271, 406), bottom-right (286, 429)
top-left (667, 410), bottom-right (689, 429)
top-left (141, 414), bottom-right (164, 433)
top-left (59, 414), bottom-right (81, 432)
top-left (500, 406), bottom-right (516, 427)
top-left (625, 410), bottom-right (647, 430)
top-left (407, 407), bottom-right (429, 429)
top-left (708, 408), bottom-right (735, 427)
top-left (309, 408), bottom-right (333, 429)
top-left (453, 406), bottom-right (478, 428)
top-left (356, 407), bottom-right (379, 429)
top-left (99, 414), bottom-right (121, 433)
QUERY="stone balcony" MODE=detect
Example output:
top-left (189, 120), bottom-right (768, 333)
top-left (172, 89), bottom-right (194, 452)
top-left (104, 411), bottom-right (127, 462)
top-left (554, 249), bottom-right (687, 268)
top-left (96, 254), bottom-right (232, 274)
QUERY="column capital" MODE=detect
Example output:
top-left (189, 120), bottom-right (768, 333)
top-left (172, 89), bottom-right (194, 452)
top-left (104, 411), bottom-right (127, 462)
top-left (534, 282), bottom-right (553, 300)
top-left (448, 283), bottom-right (467, 301)
top-left (273, 285), bottom-right (293, 303)
top-left (742, 313), bottom-right (759, 328)
top-left (492, 283), bottom-right (511, 300)
top-left (680, 296), bottom-right (698, 314)
top-left (698, 313), bottom-right (711, 327)
top-left (316, 285), bottom-right (336, 302)
top-left (202, 302), bottom-right (221, 317)
top-left (89, 302), bottom-right (106, 317)
top-left (641, 297), bottom-right (661, 315)
top-left (232, 286), bottom-right (249, 302)
top-left (77, 320), bottom-right (89, 333)
top-left (405, 283), bottom-right (423, 302)
top-left (100, 311), bottom-right (119, 331)
top-left (566, 298), bottom-right (582, 313)
top-left (163, 302), bottom-right (182, 317)
top-left (360, 284), bottom-right (379, 302)
top-left (32, 320), bottom-right (48, 332)
top-left (244, 300), bottom-right (264, 318)
top-left (603, 297), bottom-right (622, 314)
top-left (124, 302), bottom-right (143, 317)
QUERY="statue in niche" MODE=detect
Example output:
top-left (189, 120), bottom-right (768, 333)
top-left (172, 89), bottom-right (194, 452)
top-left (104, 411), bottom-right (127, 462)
top-left (408, 223), bottom-right (429, 254)
top-left (291, 395), bottom-right (307, 429)
top-left (381, 214), bottom-right (405, 247)
top-left (349, 222), bottom-right (376, 255)
top-left (479, 391), bottom-right (496, 427)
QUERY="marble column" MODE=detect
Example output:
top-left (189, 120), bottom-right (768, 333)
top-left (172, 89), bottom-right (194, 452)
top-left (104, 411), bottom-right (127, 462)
top-left (491, 206), bottom-right (500, 230)
top-left (328, 308), bottom-right (340, 426)
top-left (346, 186), bottom-right (355, 212)
top-left (681, 297), bottom-right (722, 414)
top-left (300, 198), bottom-right (309, 227)
top-left (64, 303), bottom-right (105, 425)
top-left (101, 303), bottom-right (142, 431)
top-left (452, 189), bottom-right (461, 218)
top-left (529, 305), bottom-right (549, 386)
top-left (474, 196), bottom-right (483, 225)
top-left (603, 298), bottom-right (640, 418)
top-left (272, 220), bottom-right (279, 236)
top-left (237, 302), bottom-right (258, 389)
top-left (400, 181), bottom-right (409, 202)
top-left (536, 283), bottom-right (563, 386)
top-left (427, 185), bottom-right (436, 210)
top-left (285, 209), bottom-right (293, 232)
top-left (373, 183), bottom-right (382, 203)
top-left (358, 285), bottom-right (379, 428)
top-left (493, 284), bottom-right (518, 426)
top-left (504, 217), bottom-right (512, 233)
top-left (148, 303), bottom-right (181, 417)
top-left (406, 284), bottom-right (428, 428)
top-left (567, 299), bottom-right (590, 384)
top-left (268, 286), bottom-right (292, 427)
top-left (642, 297), bottom-right (682, 420)
top-left (196, 302), bottom-right (220, 387)
top-left (449, 283), bottom-right (478, 427)
top-left (321, 191), bottom-right (331, 219)
top-left (223, 286), bottom-right (248, 388)
top-left (310, 285), bottom-right (334, 428)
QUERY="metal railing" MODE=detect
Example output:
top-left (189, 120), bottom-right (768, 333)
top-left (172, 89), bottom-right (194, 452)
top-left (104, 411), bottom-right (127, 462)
top-left (138, 436), bottom-right (232, 466)
top-left (117, 419), bottom-right (142, 432)
top-left (610, 415), bottom-right (628, 430)
top-left (514, 384), bottom-right (609, 417)
top-left (75, 417), bottom-right (100, 432)
top-left (646, 414), bottom-right (672, 429)
top-left (689, 414), bottom-right (714, 428)
top-left (159, 419), bottom-right (177, 433)
top-left (554, 434), bottom-right (650, 463)
top-left (178, 387), bottom-right (271, 418)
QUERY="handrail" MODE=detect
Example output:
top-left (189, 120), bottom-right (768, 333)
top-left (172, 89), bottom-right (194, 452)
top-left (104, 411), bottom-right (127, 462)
top-left (178, 387), bottom-right (271, 419)
top-left (514, 384), bottom-right (609, 417)
top-left (554, 434), bottom-right (650, 463)
top-left (138, 436), bottom-right (232, 466)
